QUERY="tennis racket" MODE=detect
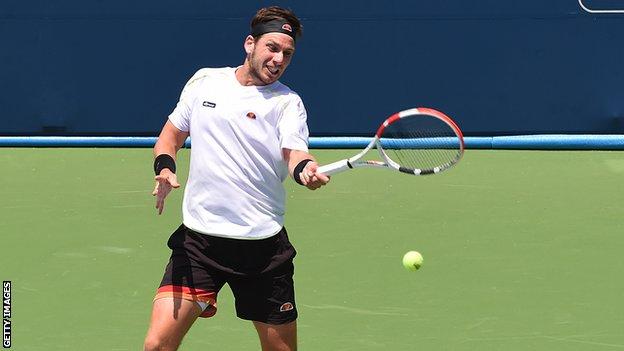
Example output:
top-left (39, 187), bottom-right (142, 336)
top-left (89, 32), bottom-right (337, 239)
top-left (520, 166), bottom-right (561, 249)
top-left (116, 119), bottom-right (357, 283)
top-left (317, 107), bottom-right (464, 176)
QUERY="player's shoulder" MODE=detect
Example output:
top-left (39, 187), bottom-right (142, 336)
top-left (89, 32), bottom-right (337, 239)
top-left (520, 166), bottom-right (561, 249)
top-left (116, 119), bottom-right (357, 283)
top-left (270, 81), bottom-right (303, 103)
top-left (269, 82), bottom-right (306, 117)
top-left (184, 67), bottom-right (234, 88)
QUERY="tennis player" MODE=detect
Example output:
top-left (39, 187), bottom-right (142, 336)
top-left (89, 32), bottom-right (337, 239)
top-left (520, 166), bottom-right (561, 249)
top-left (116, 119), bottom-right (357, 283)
top-left (144, 6), bottom-right (329, 351)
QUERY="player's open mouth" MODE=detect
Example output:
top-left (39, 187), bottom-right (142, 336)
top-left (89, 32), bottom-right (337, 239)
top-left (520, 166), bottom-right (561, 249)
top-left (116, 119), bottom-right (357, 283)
top-left (267, 66), bottom-right (280, 76)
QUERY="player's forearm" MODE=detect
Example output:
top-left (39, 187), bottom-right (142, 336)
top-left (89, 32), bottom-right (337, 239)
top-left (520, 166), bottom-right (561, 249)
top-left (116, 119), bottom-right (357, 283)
top-left (153, 140), bottom-right (179, 159)
top-left (154, 121), bottom-right (188, 159)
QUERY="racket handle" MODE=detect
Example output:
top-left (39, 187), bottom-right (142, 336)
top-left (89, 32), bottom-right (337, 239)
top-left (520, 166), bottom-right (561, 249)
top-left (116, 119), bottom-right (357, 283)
top-left (316, 159), bottom-right (351, 176)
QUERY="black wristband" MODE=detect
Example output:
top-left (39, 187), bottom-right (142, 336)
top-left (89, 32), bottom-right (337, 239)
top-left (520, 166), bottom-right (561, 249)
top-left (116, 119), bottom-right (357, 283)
top-left (154, 154), bottom-right (176, 175)
top-left (293, 159), bottom-right (313, 185)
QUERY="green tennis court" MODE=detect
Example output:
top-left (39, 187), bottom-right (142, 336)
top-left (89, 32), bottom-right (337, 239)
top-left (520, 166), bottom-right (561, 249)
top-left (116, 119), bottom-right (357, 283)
top-left (2, 148), bottom-right (623, 350)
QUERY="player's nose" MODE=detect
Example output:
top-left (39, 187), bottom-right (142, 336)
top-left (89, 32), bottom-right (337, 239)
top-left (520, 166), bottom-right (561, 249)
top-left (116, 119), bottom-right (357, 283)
top-left (273, 51), bottom-right (284, 64)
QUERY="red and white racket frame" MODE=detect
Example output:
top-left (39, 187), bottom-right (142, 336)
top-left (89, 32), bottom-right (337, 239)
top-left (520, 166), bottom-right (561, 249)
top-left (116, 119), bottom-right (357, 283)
top-left (316, 107), bottom-right (465, 176)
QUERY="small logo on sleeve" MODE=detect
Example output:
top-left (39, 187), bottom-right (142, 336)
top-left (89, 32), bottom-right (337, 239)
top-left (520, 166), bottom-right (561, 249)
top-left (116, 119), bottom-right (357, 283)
top-left (246, 112), bottom-right (257, 120)
top-left (202, 101), bottom-right (216, 108)
top-left (279, 302), bottom-right (294, 312)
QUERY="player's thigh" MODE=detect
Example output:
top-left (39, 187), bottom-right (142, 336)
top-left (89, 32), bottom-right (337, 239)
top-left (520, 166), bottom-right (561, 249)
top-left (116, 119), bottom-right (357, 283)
top-left (253, 320), bottom-right (297, 351)
top-left (144, 298), bottom-right (202, 350)
top-left (230, 261), bottom-right (298, 324)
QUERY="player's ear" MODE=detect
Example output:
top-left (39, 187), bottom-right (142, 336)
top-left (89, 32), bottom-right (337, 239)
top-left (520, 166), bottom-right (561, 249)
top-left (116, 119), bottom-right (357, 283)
top-left (244, 35), bottom-right (255, 55)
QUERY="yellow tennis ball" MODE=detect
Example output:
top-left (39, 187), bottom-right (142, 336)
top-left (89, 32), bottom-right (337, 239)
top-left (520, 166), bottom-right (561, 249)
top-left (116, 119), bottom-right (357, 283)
top-left (402, 251), bottom-right (423, 271)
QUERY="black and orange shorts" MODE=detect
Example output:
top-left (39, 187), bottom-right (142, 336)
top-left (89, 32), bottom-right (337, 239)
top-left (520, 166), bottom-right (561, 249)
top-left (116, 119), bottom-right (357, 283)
top-left (154, 224), bottom-right (298, 325)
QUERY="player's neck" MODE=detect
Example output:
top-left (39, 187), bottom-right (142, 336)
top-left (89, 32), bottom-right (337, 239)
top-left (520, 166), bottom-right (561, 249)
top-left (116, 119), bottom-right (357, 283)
top-left (235, 64), bottom-right (264, 87)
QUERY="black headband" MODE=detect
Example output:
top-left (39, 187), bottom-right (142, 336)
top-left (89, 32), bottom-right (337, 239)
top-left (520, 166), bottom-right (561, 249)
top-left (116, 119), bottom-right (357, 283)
top-left (251, 19), bottom-right (297, 42)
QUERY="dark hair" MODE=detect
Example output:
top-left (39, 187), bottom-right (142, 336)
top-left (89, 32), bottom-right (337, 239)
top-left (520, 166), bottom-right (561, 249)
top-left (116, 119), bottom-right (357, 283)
top-left (251, 6), bottom-right (302, 40)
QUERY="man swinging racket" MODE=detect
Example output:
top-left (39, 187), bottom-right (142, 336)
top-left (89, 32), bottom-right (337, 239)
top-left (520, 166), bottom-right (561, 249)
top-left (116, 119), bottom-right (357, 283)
top-left (144, 6), bottom-right (329, 351)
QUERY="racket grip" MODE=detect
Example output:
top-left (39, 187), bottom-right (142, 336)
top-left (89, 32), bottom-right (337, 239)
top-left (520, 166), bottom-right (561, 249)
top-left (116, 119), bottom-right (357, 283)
top-left (316, 159), bottom-right (351, 176)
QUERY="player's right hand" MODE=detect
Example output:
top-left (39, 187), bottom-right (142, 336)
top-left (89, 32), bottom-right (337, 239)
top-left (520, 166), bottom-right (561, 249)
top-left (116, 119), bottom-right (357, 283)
top-left (152, 169), bottom-right (180, 215)
top-left (300, 162), bottom-right (330, 190)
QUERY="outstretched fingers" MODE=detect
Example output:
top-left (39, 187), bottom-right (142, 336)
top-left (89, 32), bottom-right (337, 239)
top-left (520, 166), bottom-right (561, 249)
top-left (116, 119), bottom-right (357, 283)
top-left (152, 172), bottom-right (180, 215)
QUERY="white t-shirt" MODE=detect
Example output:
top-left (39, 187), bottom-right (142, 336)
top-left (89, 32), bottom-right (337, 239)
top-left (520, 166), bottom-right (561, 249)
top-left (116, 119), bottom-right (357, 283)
top-left (168, 67), bottom-right (309, 239)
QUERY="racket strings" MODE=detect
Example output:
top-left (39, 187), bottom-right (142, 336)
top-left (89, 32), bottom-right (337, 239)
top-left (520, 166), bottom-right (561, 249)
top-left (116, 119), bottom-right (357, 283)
top-left (380, 115), bottom-right (462, 172)
top-left (392, 130), bottom-right (455, 169)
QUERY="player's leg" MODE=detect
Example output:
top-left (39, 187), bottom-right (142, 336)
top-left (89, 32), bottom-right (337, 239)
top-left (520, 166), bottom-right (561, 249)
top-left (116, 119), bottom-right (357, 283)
top-left (253, 320), bottom-right (297, 351)
top-left (229, 228), bottom-right (299, 351)
top-left (143, 298), bottom-right (202, 351)
top-left (144, 225), bottom-right (223, 350)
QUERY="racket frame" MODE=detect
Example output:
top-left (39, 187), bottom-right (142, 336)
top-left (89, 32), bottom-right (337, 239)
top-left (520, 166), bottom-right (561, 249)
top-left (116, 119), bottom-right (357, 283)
top-left (316, 107), bottom-right (464, 176)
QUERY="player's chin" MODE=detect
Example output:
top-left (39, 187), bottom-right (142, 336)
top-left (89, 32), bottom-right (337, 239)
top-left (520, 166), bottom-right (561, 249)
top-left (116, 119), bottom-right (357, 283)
top-left (263, 68), bottom-right (282, 83)
top-left (267, 75), bottom-right (281, 84)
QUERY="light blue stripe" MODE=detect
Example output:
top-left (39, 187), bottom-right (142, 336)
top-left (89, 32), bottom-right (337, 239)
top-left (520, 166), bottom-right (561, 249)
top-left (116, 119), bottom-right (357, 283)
top-left (1, 135), bottom-right (624, 150)
top-left (0, 136), bottom-right (158, 147)
top-left (491, 134), bottom-right (624, 150)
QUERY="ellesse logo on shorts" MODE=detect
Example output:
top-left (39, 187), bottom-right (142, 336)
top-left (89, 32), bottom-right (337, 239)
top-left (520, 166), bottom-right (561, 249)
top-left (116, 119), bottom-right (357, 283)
top-left (280, 302), bottom-right (294, 312)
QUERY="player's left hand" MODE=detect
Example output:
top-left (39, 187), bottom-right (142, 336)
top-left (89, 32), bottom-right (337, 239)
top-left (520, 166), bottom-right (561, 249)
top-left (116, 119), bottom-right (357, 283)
top-left (152, 169), bottom-right (180, 215)
top-left (299, 162), bottom-right (330, 190)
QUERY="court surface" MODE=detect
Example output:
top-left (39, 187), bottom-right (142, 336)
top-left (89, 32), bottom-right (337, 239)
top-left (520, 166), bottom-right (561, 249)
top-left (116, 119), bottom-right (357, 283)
top-left (2, 148), bottom-right (623, 350)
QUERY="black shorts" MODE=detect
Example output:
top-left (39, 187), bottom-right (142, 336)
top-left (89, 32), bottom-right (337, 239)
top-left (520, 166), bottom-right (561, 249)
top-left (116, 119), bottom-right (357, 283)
top-left (154, 224), bottom-right (298, 325)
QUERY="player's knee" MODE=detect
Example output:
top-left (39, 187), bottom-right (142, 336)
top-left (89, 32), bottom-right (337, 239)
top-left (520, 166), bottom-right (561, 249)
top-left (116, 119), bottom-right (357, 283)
top-left (143, 336), bottom-right (162, 351)
top-left (268, 342), bottom-right (296, 351)
top-left (143, 335), bottom-right (179, 351)
top-left (262, 331), bottom-right (297, 351)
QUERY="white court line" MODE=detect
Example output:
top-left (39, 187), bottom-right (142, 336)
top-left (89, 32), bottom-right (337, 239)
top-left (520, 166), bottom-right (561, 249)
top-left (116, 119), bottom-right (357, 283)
top-left (578, 0), bottom-right (624, 13)
top-left (299, 303), bottom-right (408, 316)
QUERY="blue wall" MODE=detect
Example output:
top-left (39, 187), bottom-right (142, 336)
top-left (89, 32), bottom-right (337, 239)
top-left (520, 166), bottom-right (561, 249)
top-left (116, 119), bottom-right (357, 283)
top-left (1, 0), bottom-right (624, 136)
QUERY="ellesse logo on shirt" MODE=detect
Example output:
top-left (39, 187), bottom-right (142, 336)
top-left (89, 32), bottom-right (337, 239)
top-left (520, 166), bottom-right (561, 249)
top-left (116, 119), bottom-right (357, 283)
top-left (246, 112), bottom-right (257, 119)
top-left (202, 101), bottom-right (216, 108)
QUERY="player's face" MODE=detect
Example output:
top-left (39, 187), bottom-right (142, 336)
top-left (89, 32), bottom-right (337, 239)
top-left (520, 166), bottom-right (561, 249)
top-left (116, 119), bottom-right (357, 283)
top-left (246, 33), bottom-right (295, 85)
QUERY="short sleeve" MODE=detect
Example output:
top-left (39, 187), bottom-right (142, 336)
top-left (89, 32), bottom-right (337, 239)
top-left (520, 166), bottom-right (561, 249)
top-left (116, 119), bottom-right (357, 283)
top-left (278, 95), bottom-right (309, 152)
top-left (168, 69), bottom-right (209, 132)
